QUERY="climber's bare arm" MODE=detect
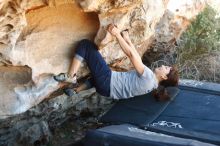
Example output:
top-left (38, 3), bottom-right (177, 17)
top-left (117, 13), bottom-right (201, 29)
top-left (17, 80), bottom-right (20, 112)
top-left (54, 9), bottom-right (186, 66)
top-left (121, 30), bottom-right (135, 49)
top-left (108, 24), bottom-right (144, 75)
top-left (116, 35), bottom-right (144, 75)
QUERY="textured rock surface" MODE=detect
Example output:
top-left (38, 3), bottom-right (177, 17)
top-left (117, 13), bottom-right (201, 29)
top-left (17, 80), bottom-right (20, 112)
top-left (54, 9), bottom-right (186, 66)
top-left (155, 0), bottom-right (208, 42)
top-left (0, 0), bottom-right (217, 119)
top-left (79, 0), bottom-right (212, 69)
top-left (1, 0), bottom-right (99, 80)
top-left (0, 0), bottom-right (218, 119)
top-left (0, 66), bottom-right (31, 117)
top-left (0, 66), bottom-right (60, 119)
top-left (0, 88), bottom-right (113, 146)
top-left (0, 0), bottom-right (213, 79)
top-left (0, 0), bottom-right (219, 145)
top-left (91, 0), bottom-right (168, 67)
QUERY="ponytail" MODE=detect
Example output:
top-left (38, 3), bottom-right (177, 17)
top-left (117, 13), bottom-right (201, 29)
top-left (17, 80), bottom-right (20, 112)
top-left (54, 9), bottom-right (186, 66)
top-left (152, 86), bottom-right (170, 101)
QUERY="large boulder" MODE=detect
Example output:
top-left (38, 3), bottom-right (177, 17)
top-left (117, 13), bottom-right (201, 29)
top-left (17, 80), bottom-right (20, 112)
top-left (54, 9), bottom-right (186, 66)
top-left (0, 0), bottom-right (219, 145)
top-left (0, 0), bottom-right (217, 118)
top-left (79, 0), bottom-right (211, 69)
top-left (0, 0), bottom-right (99, 79)
top-left (0, 0), bottom-right (213, 79)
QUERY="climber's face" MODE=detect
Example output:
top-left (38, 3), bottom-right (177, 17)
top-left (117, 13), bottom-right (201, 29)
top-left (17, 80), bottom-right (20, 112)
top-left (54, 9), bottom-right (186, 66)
top-left (155, 65), bottom-right (172, 80)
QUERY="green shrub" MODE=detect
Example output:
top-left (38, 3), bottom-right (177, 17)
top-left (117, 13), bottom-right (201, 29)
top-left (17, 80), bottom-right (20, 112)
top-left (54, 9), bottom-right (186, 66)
top-left (176, 6), bottom-right (220, 82)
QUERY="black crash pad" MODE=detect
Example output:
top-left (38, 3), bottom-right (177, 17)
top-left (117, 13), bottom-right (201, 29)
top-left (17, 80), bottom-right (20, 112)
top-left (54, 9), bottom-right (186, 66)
top-left (100, 86), bottom-right (180, 127)
top-left (147, 84), bottom-right (220, 145)
top-left (84, 124), bottom-right (215, 146)
top-left (98, 80), bottom-right (220, 145)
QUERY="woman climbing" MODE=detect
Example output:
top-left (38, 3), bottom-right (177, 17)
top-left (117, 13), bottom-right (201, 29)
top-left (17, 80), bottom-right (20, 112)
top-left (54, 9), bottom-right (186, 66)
top-left (54, 24), bottom-right (179, 101)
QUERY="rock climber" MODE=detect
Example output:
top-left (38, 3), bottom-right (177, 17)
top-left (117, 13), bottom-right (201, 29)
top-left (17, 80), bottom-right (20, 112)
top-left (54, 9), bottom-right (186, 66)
top-left (54, 24), bottom-right (179, 101)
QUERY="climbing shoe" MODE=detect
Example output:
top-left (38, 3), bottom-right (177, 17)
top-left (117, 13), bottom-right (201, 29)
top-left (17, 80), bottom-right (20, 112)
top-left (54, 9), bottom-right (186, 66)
top-left (63, 88), bottom-right (77, 97)
top-left (54, 73), bottom-right (77, 84)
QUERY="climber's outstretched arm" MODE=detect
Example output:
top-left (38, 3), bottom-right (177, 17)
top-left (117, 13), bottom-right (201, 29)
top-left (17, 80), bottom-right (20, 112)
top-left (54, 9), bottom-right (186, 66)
top-left (121, 30), bottom-right (135, 49)
top-left (107, 24), bottom-right (144, 75)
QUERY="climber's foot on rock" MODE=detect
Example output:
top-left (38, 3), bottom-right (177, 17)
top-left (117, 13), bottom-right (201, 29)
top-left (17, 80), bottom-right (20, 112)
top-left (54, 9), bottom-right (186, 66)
top-left (63, 88), bottom-right (77, 97)
top-left (54, 73), bottom-right (77, 84)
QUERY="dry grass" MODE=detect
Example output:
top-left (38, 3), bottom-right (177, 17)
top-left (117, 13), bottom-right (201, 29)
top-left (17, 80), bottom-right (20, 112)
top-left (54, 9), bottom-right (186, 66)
top-left (149, 6), bottom-right (220, 83)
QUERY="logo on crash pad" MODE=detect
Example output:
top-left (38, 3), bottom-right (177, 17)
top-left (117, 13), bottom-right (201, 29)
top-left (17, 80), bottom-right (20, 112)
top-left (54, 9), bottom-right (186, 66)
top-left (151, 121), bottom-right (183, 129)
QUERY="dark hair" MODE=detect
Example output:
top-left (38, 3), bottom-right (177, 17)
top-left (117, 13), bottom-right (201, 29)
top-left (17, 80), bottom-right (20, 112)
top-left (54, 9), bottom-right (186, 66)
top-left (153, 65), bottom-right (179, 101)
